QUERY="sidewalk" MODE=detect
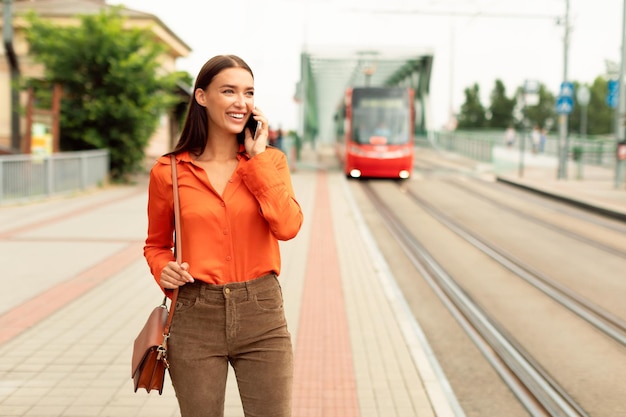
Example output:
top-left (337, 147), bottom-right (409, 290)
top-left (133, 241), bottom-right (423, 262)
top-left (491, 146), bottom-right (626, 219)
top-left (0, 149), bottom-right (459, 417)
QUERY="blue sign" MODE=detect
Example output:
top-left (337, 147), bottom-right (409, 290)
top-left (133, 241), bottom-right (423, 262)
top-left (559, 81), bottom-right (575, 98)
top-left (607, 79), bottom-right (619, 109)
top-left (556, 96), bottom-right (574, 114)
top-left (557, 81), bottom-right (575, 114)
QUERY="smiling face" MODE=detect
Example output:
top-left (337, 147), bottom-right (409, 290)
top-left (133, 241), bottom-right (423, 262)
top-left (195, 67), bottom-right (255, 137)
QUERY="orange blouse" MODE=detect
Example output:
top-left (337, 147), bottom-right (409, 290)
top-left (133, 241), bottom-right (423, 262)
top-left (144, 146), bottom-right (303, 287)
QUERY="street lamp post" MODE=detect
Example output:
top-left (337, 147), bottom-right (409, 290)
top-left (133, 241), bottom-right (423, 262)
top-left (616, 0), bottom-right (626, 188)
top-left (518, 80), bottom-right (540, 178)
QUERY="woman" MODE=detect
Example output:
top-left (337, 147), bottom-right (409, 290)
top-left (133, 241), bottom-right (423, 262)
top-left (144, 55), bottom-right (303, 417)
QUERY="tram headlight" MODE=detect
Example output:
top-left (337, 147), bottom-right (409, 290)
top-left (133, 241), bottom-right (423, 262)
top-left (349, 169), bottom-right (362, 178)
top-left (399, 170), bottom-right (410, 179)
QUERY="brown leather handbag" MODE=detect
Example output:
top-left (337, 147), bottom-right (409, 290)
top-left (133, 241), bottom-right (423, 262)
top-left (132, 154), bottom-right (182, 394)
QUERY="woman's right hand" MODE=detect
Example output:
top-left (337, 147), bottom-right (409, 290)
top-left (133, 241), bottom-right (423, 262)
top-left (160, 261), bottom-right (194, 289)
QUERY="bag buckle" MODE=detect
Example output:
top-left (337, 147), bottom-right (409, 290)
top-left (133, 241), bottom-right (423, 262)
top-left (157, 333), bottom-right (170, 368)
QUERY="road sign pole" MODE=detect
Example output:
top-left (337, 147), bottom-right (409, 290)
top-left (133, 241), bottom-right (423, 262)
top-left (557, 0), bottom-right (570, 180)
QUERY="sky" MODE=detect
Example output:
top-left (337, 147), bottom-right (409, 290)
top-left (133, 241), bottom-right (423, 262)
top-left (112, 0), bottom-right (624, 133)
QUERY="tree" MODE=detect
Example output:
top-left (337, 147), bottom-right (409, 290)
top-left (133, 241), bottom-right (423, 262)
top-left (24, 8), bottom-right (186, 181)
top-left (457, 83), bottom-right (486, 129)
top-left (487, 79), bottom-right (515, 129)
top-left (456, 77), bottom-right (616, 137)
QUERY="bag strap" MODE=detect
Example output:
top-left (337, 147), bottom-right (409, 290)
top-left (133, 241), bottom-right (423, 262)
top-left (164, 154), bottom-right (181, 336)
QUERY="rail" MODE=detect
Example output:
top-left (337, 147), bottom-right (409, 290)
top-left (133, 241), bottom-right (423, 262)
top-left (362, 181), bottom-right (593, 416)
top-left (0, 149), bottom-right (109, 205)
top-left (426, 130), bottom-right (619, 171)
top-left (433, 131), bottom-right (495, 163)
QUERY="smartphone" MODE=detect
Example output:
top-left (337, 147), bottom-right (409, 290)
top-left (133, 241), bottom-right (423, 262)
top-left (248, 117), bottom-right (262, 140)
top-left (237, 116), bottom-right (262, 144)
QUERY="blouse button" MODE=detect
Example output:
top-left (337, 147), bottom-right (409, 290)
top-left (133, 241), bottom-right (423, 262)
top-left (226, 256), bottom-right (232, 261)
top-left (220, 202), bottom-right (225, 207)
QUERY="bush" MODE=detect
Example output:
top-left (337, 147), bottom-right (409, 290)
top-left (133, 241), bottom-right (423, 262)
top-left (24, 7), bottom-right (185, 182)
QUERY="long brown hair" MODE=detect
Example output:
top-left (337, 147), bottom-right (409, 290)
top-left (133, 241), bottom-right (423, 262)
top-left (170, 55), bottom-right (253, 155)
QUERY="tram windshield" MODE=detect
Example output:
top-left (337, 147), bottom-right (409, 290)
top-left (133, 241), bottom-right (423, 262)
top-left (351, 88), bottom-right (411, 145)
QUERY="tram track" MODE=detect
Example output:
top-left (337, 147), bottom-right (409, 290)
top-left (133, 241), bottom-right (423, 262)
top-left (344, 148), bottom-right (626, 416)
top-left (411, 159), bottom-right (626, 344)
top-left (437, 177), bottom-right (626, 260)
top-left (361, 181), bottom-right (589, 416)
top-left (401, 185), bottom-right (626, 347)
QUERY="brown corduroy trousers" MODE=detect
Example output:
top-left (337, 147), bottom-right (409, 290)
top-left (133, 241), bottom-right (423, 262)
top-left (168, 274), bottom-right (293, 417)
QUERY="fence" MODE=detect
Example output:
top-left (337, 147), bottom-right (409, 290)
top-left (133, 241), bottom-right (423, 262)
top-left (0, 149), bottom-right (109, 205)
top-left (424, 130), bottom-right (618, 170)
top-left (429, 131), bottom-right (495, 163)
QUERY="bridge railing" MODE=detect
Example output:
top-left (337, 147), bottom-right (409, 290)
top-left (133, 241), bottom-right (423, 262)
top-left (419, 130), bottom-right (617, 169)
top-left (0, 149), bottom-right (109, 205)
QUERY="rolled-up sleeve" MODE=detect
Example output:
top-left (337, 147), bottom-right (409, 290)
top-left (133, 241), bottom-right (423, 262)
top-left (237, 150), bottom-right (303, 241)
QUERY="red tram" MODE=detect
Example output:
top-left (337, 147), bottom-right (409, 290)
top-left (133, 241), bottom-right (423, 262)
top-left (334, 86), bottom-right (415, 179)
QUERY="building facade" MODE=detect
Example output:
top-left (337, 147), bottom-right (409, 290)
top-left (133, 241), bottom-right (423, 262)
top-left (0, 0), bottom-right (191, 157)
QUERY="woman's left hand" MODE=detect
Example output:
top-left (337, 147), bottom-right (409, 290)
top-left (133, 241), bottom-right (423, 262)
top-left (244, 107), bottom-right (268, 158)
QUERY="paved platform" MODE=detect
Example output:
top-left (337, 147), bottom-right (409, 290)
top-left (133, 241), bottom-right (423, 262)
top-left (491, 147), bottom-right (626, 219)
top-left (0, 148), bottom-right (459, 417)
top-left (0, 144), bottom-right (624, 417)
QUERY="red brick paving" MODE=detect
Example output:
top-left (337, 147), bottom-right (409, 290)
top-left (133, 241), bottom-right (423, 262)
top-left (0, 241), bottom-right (143, 345)
top-left (292, 171), bottom-right (360, 417)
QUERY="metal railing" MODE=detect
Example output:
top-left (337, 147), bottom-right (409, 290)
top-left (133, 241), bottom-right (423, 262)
top-left (424, 130), bottom-right (618, 169)
top-left (0, 149), bottom-right (109, 205)
top-left (429, 131), bottom-right (495, 163)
